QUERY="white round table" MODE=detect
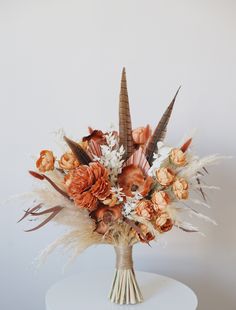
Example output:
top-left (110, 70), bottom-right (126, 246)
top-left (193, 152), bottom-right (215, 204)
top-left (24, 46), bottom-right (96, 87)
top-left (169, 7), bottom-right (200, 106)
top-left (46, 270), bottom-right (198, 310)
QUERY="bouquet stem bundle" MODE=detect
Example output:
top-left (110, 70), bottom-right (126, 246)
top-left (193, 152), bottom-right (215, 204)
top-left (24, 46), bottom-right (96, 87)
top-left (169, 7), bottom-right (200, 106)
top-left (109, 245), bottom-right (143, 304)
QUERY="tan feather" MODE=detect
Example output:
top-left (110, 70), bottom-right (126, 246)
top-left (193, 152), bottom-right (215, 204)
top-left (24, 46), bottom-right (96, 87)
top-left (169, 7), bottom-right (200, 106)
top-left (64, 136), bottom-right (92, 165)
top-left (119, 67), bottom-right (135, 159)
top-left (145, 86), bottom-right (181, 164)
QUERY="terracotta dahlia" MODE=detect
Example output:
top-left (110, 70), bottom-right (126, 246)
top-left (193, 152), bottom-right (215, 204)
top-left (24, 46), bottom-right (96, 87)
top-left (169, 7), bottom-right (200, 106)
top-left (65, 162), bottom-right (111, 211)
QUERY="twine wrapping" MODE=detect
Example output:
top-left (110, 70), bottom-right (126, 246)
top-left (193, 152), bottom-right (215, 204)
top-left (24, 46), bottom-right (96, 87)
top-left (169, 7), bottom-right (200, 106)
top-left (109, 245), bottom-right (143, 304)
top-left (115, 245), bottom-right (133, 270)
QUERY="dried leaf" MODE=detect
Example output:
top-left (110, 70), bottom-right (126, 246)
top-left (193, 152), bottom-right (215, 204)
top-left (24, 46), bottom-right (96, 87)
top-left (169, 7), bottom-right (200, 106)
top-left (29, 170), bottom-right (71, 200)
top-left (119, 68), bottom-right (135, 159)
top-left (124, 218), bottom-right (150, 245)
top-left (25, 206), bottom-right (63, 232)
top-left (18, 204), bottom-right (42, 223)
top-left (180, 138), bottom-right (192, 153)
top-left (196, 177), bottom-right (207, 201)
top-left (145, 86), bottom-right (181, 164)
top-left (64, 136), bottom-right (92, 165)
top-left (177, 226), bottom-right (199, 233)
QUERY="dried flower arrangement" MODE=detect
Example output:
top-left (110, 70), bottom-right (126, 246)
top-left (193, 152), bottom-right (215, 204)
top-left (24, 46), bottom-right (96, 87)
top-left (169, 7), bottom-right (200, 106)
top-left (19, 68), bottom-right (219, 305)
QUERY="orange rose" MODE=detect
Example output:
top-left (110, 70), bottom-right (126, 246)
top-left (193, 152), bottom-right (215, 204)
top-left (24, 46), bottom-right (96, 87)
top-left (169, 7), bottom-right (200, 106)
top-left (132, 125), bottom-right (152, 145)
top-left (91, 205), bottom-right (122, 234)
top-left (156, 167), bottom-right (175, 186)
top-left (172, 178), bottom-right (189, 200)
top-left (65, 162), bottom-right (111, 211)
top-left (135, 200), bottom-right (155, 220)
top-left (170, 148), bottom-right (186, 166)
top-left (59, 152), bottom-right (80, 170)
top-left (152, 191), bottom-right (170, 211)
top-left (118, 165), bottom-right (153, 197)
top-left (36, 150), bottom-right (55, 172)
top-left (155, 212), bottom-right (173, 233)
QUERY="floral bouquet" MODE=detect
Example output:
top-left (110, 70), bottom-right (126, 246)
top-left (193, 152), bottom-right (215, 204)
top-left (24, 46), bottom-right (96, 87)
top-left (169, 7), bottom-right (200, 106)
top-left (19, 68), bottom-right (218, 305)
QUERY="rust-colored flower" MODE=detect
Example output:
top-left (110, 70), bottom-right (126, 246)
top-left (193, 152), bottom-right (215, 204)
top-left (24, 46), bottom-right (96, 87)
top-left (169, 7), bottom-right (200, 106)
top-left (91, 205), bottom-right (122, 234)
top-left (156, 167), bottom-right (175, 186)
top-left (172, 178), bottom-right (189, 200)
top-left (135, 200), bottom-right (155, 220)
top-left (139, 224), bottom-right (155, 243)
top-left (65, 162), bottom-right (111, 211)
top-left (59, 152), bottom-right (80, 170)
top-left (152, 191), bottom-right (170, 211)
top-left (83, 130), bottom-right (106, 145)
top-left (118, 165), bottom-right (153, 197)
top-left (155, 212), bottom-right (174, 233)
top-left (36, 150), bottom-right (55, 172)
top-left (170, 148), bottom-right (186, 166)
top-left (132, 125), bottom-right (152, 145)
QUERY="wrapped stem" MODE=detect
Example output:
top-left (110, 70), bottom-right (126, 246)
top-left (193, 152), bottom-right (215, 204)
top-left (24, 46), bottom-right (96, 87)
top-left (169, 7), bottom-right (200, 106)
top-left (109, 245), bottom-right (143, 304)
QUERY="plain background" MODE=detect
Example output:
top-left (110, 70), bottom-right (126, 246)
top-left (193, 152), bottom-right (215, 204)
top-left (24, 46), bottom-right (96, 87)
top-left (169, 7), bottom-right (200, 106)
top-left (0, 1), bottom-right (235, 309)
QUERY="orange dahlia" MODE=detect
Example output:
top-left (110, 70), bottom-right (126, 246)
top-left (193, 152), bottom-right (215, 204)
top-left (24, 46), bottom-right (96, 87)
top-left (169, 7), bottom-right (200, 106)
top-left (65, 162), bottom-right (111, 211)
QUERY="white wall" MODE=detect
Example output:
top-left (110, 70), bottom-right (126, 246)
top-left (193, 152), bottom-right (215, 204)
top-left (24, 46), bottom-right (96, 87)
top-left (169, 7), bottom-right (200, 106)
top-left (0, 1), bottom-right (235, 309)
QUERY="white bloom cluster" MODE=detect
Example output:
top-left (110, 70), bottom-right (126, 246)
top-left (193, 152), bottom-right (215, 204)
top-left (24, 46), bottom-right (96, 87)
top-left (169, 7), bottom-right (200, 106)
top-left (122, 192), bottom-right (143, 216)
top-left (148, 142), bottom-right (173, 177)
top-left (111, 186), bottom-right (125, 203)
top-left (94, 131), bottom-right (125, 185)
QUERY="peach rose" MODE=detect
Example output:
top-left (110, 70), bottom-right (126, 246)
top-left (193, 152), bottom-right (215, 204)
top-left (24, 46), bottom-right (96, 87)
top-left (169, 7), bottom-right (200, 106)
top-left (155, 212), bottom-right (174, 233)
top-left (132, 125), bottom-right (152, 145)
top-left (36, 150), bottom-right (55, 172)
top-left (156, 167), bottom-right (175, 186)
top-left (135, 200), bottom-right (155, 220)
top-left (152, 191), bottom-right (170, 211)
top-left (172, 178), bottom-right (189, 200)
top-left (139, 224), bottom-right (155, 243)
top-left (59, 152), bottom-right (80, 170)
top-left (170, 148), bottom-right (186, 166)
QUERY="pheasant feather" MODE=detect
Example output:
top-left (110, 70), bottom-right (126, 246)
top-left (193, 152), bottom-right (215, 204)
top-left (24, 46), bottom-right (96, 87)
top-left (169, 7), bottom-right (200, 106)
top-left (145, 86), bottom-right (181, 164)
top-left (64, 136), bottom-right (92, 165)
top-left (119, 68), bottom-right (135, 159)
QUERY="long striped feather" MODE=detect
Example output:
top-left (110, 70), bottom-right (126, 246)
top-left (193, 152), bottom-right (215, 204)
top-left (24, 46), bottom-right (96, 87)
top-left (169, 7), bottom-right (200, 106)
top-left (119, 68), bottom-right (135, 159)
top-left (145, 87), bottom-right (181, 164)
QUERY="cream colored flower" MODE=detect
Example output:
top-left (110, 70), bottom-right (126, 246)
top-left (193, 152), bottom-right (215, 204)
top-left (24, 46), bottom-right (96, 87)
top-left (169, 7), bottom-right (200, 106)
top-left (139, 224), bottom-right (155, 242)
top-left (135, 200), bottom-right (155, 220)
top-left (156, 167), bottom-right (175, 186)
top-left (36, 150), bottom-right (55, 172)
top-left (172, 177), bottom-right (189, 199)
top-left (170, 148), bottom-right (186, 166)
top-left (102, 193), bottom-right (118, 207)
top-left (155, 212), bottom-right (173, 232)
top-left (59, 152), bottom-right (80, 170)
top-left (152, 191), bottom-right (170, 211)
top-left (132, 125), bottom-right (152, 145)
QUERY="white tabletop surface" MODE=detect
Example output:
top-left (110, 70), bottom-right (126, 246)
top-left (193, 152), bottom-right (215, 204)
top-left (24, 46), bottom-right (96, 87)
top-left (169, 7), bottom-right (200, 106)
top-left (46, 270), bottom-right (198, 310)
